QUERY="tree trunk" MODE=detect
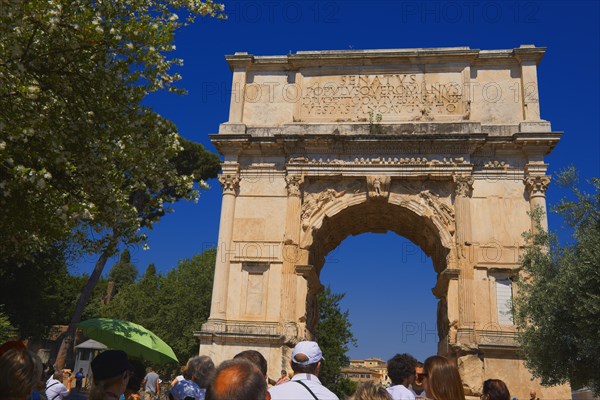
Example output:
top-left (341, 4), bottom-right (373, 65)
top-left (54, 237), bottom-right (118, 369)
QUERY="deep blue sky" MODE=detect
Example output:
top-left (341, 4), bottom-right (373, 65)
top-left (75, 1), bottom-right (599, 362)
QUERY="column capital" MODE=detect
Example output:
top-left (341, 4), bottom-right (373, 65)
top-left (219, 173), bottom-right (240, 195)
top-left (524, 175), bottom-right (550, 197)
top-left (285, 174), bottom-right (304, 197)
top-left (453, 174), bottom-right (474, 197)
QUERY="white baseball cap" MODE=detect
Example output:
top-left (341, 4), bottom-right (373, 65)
top-left (292, 341), bottom-right (324, 365)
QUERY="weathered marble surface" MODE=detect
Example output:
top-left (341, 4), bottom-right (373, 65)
top-left (197, 46), bottom-right (568, 399)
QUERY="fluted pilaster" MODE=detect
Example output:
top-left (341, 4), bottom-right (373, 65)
top-left (453, 174), bottom-right (475, 331)
top-left (209, 170), bottom-right (240, 320)
top-left (280, 175), bottom-right (304, 335)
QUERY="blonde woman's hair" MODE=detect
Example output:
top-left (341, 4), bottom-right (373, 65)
top-left (424, 355), bottom-right (466, 400)
top-left (89, 374), bottom-right (123, 400)
top-left (351, 381), bottom-right (392, 400)
top-left (0, 348), bottom-right (43, 398)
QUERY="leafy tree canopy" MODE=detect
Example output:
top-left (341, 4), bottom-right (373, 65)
top-left (315, 286), bottom-right (358, 398)
top-left (109, 248), bottom-right (138, 290)
top-left (0, 243), bottom-right (106, 339)
top-left (103, 249), bottom-right (216, 362)
top-left (0, 305), bottom-right (17, 343)
top-left (515, 167), bottom-right (600, 394)
top-left (1, 0), bottom-right (223, 367)
top-left (0, 0), bottom-right (224, 263)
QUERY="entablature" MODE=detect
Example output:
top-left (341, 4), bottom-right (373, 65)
top-left (221, 45), bottom-right (552, 128)
top-left (210, 129), bottom-right (562, 164)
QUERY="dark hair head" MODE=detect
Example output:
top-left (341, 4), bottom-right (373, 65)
top-left (233, 350), bottom-right (267, 377)
top-left (387, 353), bottom-right (418, 385)
top-left (0, 348), bottom-right (43, 397)
top-left (207, 359), bottom-right (267, 400)
top-left (91, 350), bottom-right (132, 382)
top-left (126, 358), bottom-right (145, 391)
top-left (186, 355), bottom-right (216, 389)
top-left (423, 355), bottom-right (465, 400)
top-left (483, 379), bottom-right (510, 400)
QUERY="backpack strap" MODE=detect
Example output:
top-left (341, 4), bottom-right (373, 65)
top-left (44, 381), bottom-right (61, 400)
top-left (295, 380), bottom-right (319, 400)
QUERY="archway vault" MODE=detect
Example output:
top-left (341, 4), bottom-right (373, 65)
top-left (291, 176), bottom-right (457, 359)
top-left (302, 189), bottom-right (455, 275)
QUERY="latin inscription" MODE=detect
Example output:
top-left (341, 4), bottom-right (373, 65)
top-left (300, 74), bottom-right (463, 121)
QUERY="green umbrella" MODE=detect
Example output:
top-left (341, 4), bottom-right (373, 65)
top-left (78, 318), bottom-right (178, 365)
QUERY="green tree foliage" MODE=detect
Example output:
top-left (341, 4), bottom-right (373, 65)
top-left (0, 0), bottom-right (224, 262)
top-left (0, 245), bottom-right (70, 338)
top-left (515, 168), bottom-right (600, 394)
top-left (315, 286), bottom-right (358, 398)
top-left (109, 249), bottom-right (138, 291)
top-left (0, 244), bottom-right (106, 339)
top-left (103, 263), bottom-right (161, 329)
top-left (0, 0), bottom-right (225, 367)
top-left (104, 249), bottom-right (216, 362)
top-left (155, 249), bottom-right (215, 361)
top-left (0, 305), bottom-right (17, 343)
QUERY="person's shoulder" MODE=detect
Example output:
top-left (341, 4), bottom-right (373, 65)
top-left (268, 380), bottom-right (295, 395)
top-left (171, 379), bottom-right (202, 398)
top-left (305, 378), bottom-right (338, 400)
top-left (268, 380), bottom-right (291, 391)
top-left (48, 380), bottom-right (67, 389)
top-left (387, 385), bottom-right (415, 400)
top-left (399, 385), bottom-right (416, 400)
top-left (320, 386), bottom-right (340, 400)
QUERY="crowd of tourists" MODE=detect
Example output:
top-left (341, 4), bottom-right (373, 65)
top-left (1, 338), bottom-right (519, 400)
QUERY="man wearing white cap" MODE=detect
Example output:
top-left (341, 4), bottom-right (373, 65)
top-left (268, 341), bottom-right (339, 400)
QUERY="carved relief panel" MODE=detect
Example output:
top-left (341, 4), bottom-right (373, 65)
top-left (300, 179), bottom-right (364, 231)
top-left (367, 176), bottom-right (391, 200)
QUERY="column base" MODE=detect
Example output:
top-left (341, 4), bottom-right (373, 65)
top-left (449, 329), bottom-right (571, 399)
top-left (196, 319), bottom-right (295, 378)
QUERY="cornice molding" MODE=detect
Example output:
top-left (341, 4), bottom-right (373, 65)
top-left (225, 46), bottom-right (546, 70)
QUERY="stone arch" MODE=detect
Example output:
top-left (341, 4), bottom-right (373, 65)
top-left (300, 190), bottom-right (455, 274)
top-left (297, 185), bottom-right (457, 343)
top-left (200, 46), bottom-right (570, 400)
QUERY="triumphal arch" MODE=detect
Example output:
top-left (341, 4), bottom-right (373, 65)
top-left (197, 46), bottom-right (568, 398)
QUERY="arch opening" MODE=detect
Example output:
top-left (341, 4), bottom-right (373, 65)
top-left (307, 201), bottom-right (452, 276)
top-left (301, 199), bottom-right (455, 356)
top-left (320, 232), bottom-right (439, 363)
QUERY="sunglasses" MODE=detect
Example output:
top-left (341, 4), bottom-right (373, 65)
top-left (416, 373), bottom-right (428, 379)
